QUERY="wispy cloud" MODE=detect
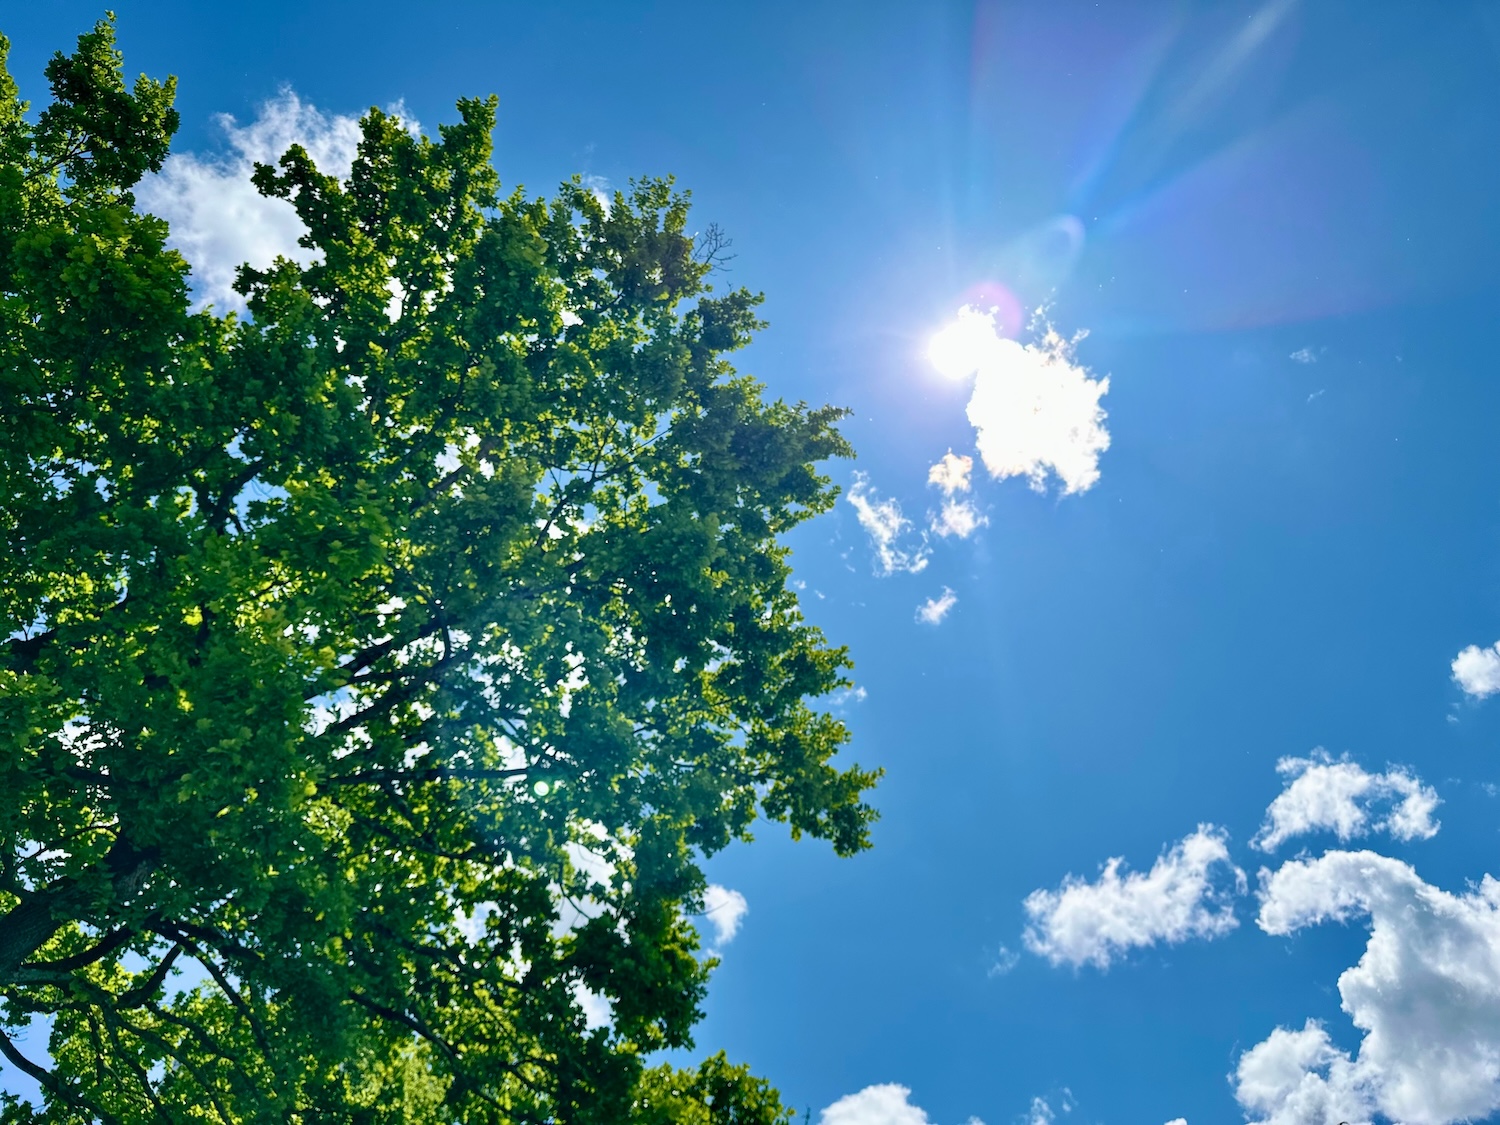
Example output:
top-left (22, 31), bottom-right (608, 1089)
top-left (1022, 826), bottom-right (1245, 969)
top-left (1453, 641), bottom-right (1500, 698)
top-left (846, 473), bottom-right (930, 576)
top-left (1289, 347), bottom-right (1320, 364)
top-left (1023, 1090), bottom-right (1073, 1125)
top-left (826, 685), bottom-right (869, 708)
top-left (1252, 751), bottom-right (1440, 852)
top-left (915, 588), bottom-right (957, 626)
top-left (1241, 850), bottom-right (1500, 1125)
top-left (931, 307), bottom-right (1110, 495)
top-left (988, 945), bottom-right (1020, 977)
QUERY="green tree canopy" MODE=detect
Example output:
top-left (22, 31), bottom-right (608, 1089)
top-left (0, 18), bottom-right (876, 1122)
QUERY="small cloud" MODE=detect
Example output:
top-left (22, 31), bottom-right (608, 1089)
top-left (928, 450), bottom-right (974, 495)
top-left (701, 885), bottom-right (748, 947)
top-left (827, 685), bottom-right (869, 707)
top-left (580, 173), bottom-right (612, 213)
top-left (1022, 826), bottom-right (1245, 970)
top-left (1453, 641), bottom-right (1500, 698)
top-left (846, 473), bottom-right (930, 576)
top-left (989, 945), bottom-right (1021, 977)
top-left (820, 1085), bottom-right (934, 1125)
top-left (1026, 1097), bottom-right (1055, 1125)
top-left (1307, 388), bottom-right (1325, 403)
top-left (931, 499), bottom-right (987, 539)
top-left (915, 587), bottom-right (958, 625)
top-left (1163, 1119), bottom-right (1188, 1125)
top-left (1290, 347), bottom-right (1320, 364)
top-left (1252, 751), bottom-right (1440, 853)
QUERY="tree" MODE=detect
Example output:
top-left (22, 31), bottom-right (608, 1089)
top-left (0, 17), bottom-right (877, 1122)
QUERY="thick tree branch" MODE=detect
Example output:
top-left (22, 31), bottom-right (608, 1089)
top-left (0, 838), bottom-right (156, 987)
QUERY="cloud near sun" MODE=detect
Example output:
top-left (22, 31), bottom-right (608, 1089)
top-left (844, 308), bottom-right (1108, 604)
top-left (930, 305), bottom-right (1111, 496)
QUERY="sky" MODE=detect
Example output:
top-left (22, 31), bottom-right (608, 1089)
top-left (8, 2), bottom-right (1500, 1123)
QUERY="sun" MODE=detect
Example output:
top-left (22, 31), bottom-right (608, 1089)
top-left (928, 305), bottom-right (1001, 380)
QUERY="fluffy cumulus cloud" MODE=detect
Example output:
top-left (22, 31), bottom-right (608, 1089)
top-left (922, 450), bottom-right (985, 540)
top-left (1241, 850), bottom-right (1500, 1125)
top-left (1452, 641), bottom-right (1500, 699)
top-left (928, 451), bottom-right (974, 495)
top-left (701, 884), bottom-right (748, 947)
top-left (1252, 752), bottom-right (1440, 853)
top-left (930, 307), bottom-right (1110, 495)
top-left (137, 90), bottom-right (414, 313)
top-left (819, 1085), bottom-right (934, 1125)
top-left (846, 473), bottom-right (930, 576)
top-left (1022, 826), bottom-right (1245, 969)
top-left (1235, 1020), bottom-right (1368, 1125)
top-left (915, 588), bottom-right (957, 626)
top-left (930, 499), bottom-right (986, 540)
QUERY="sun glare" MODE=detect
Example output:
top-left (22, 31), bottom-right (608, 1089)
top-left (928, 306), bottom-right (1001, 380)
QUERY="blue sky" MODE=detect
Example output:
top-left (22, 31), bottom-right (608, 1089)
top-left (10, 2), bottom-right (1500, 1123)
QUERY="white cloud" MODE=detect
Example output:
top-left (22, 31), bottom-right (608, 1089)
top-left (827, 685), bottom-right (869, 707)
top-left (572, 981), bottom-right (613, 1030)
top-left (701, 884), bottom-right (748, 947)
top-left (555, 833), bottom-right (621, 935)
top-left (1453, 641), bottom-right (1500, 699)
top-left (1289, 347), bottom-right (1319, 364)
top-left (1022, 826), bottom-right (1245, 969)
top-left (846, 473), bottom-right (930, 576)
top-left (932, 307), bottom-right (1110, 495)
top-left (819, 1085), bottom-right (932, 1125)
top-left (988, 945), bottom-right (1020, 977)
top-left (915, 588), bottom-right (957, 626)
top-left (1026, 1097), bottom-right (1058, 1125)
top-left (1252, 751), bottom-right (1440, 853)
top-left (137, 90), bottom-right (414, 314)
top-left (1234, 1020), bottom-right (1369, 1125)
top-left (580, 173), bottom-right (613, 213)
top-left (928, 451), bottom-right (974, 495)
top-left (1163, 1120), bottom-right (1188, 1125)
top-left (1243, 849), bottom-right (1500, 1125)
top-left (931, 499), bottom-right (987, 539)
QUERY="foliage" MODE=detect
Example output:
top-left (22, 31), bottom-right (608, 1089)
top-left (0, 17), bottom-right (875, 1122)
